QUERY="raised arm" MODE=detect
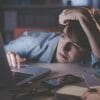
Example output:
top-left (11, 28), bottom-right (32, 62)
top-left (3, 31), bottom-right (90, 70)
top-left (59, 8), bottom-right (100, 58)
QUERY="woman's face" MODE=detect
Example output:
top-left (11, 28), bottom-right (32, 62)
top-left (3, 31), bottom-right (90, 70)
top-left (56, 34), bottom-right (86, 63)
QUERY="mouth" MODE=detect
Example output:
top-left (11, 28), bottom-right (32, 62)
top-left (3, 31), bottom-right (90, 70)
top-left (59, 53), bottom-right (69, 62)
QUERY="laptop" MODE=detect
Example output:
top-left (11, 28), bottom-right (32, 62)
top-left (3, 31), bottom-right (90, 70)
top-left (0, 33), bottom-right (50, 88)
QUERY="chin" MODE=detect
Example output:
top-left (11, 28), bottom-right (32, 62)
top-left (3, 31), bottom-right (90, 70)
top-left (57, 57), bottom-right (68, 63)
top-left (58, 58), bottom-right (76, 63)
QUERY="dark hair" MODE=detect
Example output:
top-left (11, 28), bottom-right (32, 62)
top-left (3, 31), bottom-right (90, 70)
top-left (63, 20), bottom-right (90, 51)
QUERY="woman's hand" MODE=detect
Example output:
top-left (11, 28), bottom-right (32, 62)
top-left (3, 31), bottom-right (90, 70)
top-left (6, 52), bottom-right (26, 68)
top-left (82, 87), bottom-right (100, 100)
top-left (59, 8), bottom-right (91, 25)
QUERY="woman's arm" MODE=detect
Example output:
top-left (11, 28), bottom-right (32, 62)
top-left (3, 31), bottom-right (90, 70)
top-left (59, 8), bottom-right (100, 58)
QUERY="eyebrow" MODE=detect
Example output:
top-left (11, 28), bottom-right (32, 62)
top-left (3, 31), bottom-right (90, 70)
top-left (60, 33), bottom-right (82, 48)
top-left (71, 41), bottom-right (81, 48)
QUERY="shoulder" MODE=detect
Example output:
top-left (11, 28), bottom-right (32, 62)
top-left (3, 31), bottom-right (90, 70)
top-left (21, 31), bottom-right (60, 43)
top-left (22, 31), bottom-right (57, 38)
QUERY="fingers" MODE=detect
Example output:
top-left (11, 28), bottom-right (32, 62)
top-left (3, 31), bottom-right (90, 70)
top-left (59, 10), bottom-right (68, 25)
top-left (6, 52), bottom-right (21, 68)
top-left (6, 52), bottom-right (12, 67)
top-left (59, 8), bottom-right (90, 25)
top-left (91, 8), bottom-right (100, 15)
top-left (82, 93), bottom-right (100, 100)
top-left (59, 9), bottom-right (77, 25)
top-left (16, 54), bottom-right (20, 68)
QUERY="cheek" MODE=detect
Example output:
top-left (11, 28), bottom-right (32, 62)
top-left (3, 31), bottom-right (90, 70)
top-left (69, 47), bottom-right (85, 61)
top-left (69, 47), bottom-right (81, 59)
top-left (57, 39), bottom-right (64, 52)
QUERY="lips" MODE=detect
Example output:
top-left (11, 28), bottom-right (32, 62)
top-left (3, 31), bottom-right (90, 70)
top-left (59, 53), bottom-right (68, 61)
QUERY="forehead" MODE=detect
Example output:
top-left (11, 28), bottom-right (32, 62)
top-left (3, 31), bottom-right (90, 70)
top-left (60, 33), bottom-right (79, 43)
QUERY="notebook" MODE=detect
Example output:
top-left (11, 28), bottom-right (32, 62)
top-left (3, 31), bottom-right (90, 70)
top-left (55, 85), bottom-right (88, 100)
top-left (0, 33), bottom-right (50, 88)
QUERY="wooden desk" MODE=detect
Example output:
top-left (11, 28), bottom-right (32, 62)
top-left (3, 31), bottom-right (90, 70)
top-left (23, 63), bottom-right (100, 100)
top-left (0, 63), bottom-right (100, 100)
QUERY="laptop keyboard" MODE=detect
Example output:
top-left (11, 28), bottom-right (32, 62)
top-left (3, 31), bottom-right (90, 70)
top-left (12, 72), bottom-right (32, 83)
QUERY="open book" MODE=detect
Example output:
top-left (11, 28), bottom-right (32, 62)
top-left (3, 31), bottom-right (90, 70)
top-left (55, 85), bottom-right (88, 100)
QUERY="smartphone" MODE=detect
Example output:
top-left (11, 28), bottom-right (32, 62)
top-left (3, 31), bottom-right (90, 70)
top-left (41, 74), bottom-right (83, 88)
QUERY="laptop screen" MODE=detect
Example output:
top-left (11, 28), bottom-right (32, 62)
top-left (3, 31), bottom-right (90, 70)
top-left (0, 33), bottom-right (15, 89)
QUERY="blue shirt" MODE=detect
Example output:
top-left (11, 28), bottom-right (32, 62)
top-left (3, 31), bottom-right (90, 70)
top-left (5, 31), bottom-right (59, 63)
top-left (5, 31), bottom-right (100, 76)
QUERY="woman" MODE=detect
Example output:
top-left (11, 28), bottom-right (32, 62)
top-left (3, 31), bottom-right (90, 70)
top-left (5, 8), bottom-right (100, 77)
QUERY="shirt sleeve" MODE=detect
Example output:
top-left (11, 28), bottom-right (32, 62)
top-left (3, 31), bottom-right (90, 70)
top-left (4, 31), bottom-right (58, 63)
top-left (91, 53), bottom-right (100, 77)
top-left (4, 31), bottom-right (38, 57)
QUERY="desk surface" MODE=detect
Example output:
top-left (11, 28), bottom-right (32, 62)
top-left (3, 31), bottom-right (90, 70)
top-left (1, 63), bottom-right (100, 100)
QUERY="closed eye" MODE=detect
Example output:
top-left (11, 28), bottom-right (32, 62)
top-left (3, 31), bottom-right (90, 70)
top-left (64, 42), bottom-right (72, 52)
